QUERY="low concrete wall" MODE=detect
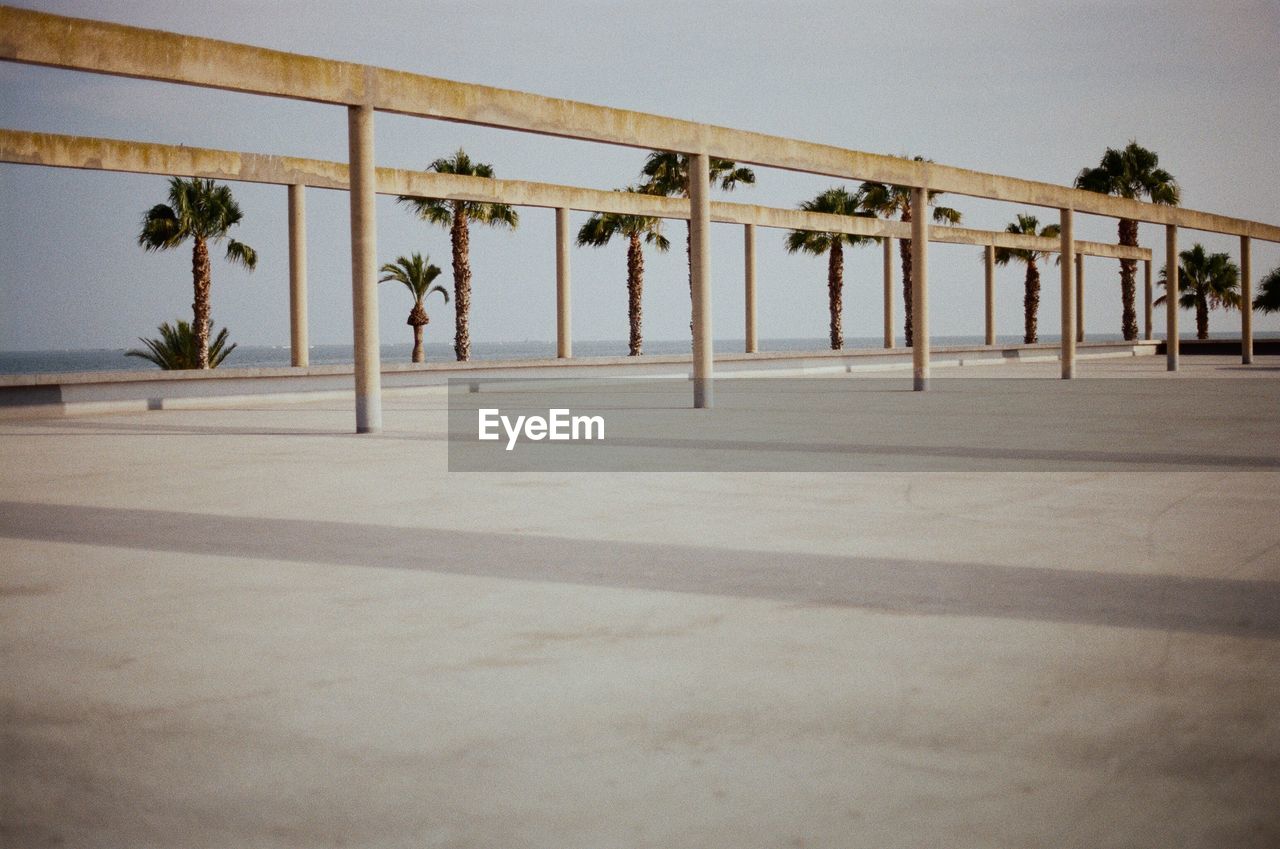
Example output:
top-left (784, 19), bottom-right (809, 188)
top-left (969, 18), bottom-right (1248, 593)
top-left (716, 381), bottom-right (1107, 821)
top-left (0, 340), bottom-right (1160, 418)
top-left (1154, 338), bottom-right (1279, 356)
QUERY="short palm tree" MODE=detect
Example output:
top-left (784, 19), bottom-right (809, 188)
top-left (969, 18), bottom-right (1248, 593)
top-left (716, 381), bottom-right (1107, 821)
top-left (137, 177), bottom-right (257, 369)
top-left (576, 190), bottom-right (671, 356)
top-left (379, 253), bottom-right (450, 363)
top-left (126, 319), bottom-right (236, 369)
top-left (1255, 265), bottom-right (1280, 313)
top-left (639, 151), bottom-right (755, 326)
top-left (993, 214), bottom-right (1061, 344)
top-left (1155, 244), bottom-right (1240, 340)
top-left (785, 187), bottom-right (876, 350)
top-left (396, 149), bottom-right (518, 362)
top-left (1075, 141), bottom-right (1180, 341)
top-left (859, 157), bottom-right (962, 346)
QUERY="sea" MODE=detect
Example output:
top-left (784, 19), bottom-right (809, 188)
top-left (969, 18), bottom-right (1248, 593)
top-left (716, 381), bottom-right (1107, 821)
top-left (3, 332), bottom-right (1263, 375)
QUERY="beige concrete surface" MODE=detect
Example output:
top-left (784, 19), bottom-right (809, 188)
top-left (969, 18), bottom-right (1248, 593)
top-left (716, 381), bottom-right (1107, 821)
top-left (2, 356), bottom-right (1279, 849)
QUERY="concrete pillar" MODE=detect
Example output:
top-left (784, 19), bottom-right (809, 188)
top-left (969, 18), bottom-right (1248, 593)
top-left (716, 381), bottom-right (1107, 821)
top-left (1166, 224), bottom-right (1179, 372)
top-left (984, 244), bottom-right (995, 346)
top-left (1059, 208), bottom-right (1076, 379)
top-left (555, 207), bottom-right (571, 359)
top-left (911, 187), bottom-right (929, 391)
top-left (689, 152), bottom-right (713, 408)
top-left (883, 237), bottom-right (894, 348)
top-left (744, 223), bottom-right (757, 353)
top-left (1152, 258), bottom-right (1162, 343)
top-left (348, 103), bottom-right (381, 434)
top-left (1241, 235), bottom-right (1253, 364)
top-left (1075, 253), bottom-right (1085, 344)
top-left (287, 182), bottom-right (309, 368)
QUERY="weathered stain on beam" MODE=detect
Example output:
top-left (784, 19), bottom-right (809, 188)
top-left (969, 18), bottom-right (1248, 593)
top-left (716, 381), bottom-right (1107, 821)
top-left (0, 130), bottom-right (1150, 260)
top-left (1, 5), bottom-right (1276, 242)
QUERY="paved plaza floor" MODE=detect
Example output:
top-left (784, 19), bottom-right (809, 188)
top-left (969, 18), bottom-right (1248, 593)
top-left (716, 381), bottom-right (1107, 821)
top-left (2, 355), bottom-right (1278, 848)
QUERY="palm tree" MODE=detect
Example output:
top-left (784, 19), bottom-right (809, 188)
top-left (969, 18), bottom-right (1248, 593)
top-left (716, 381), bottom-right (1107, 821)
top-left (1155, 244), bottom-right (1240, 340)
top-left (639, 151), bottom-right (755, 328)
top-left (138, 177), bottom-right (257, 369)
top-left (396, 149), bottom-right (518, 362)
top-left (993, 214), bottom-right (1061, 344)
top-left (784, 187), bottom-right (877, 350)
top-left (576, 190), bottom-right (671, 356)
top-left (1255, 265), bottom-right (1280, 314)
top-left (126, 319), bottom-right (236, 369)
top-left (379, 253), bottom-right (450, 363)
top-left (1075, 141), bottom-right (1180, 341)
top-left (859, 157), bottom-right (962, 346)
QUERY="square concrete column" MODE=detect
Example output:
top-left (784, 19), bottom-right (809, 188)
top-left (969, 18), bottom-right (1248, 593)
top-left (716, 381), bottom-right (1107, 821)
top-left (984, 244), bottom-right (995, 346)
top-left (1241, 235), bottom-right (1253, 364)
top-left (287, 182), bottom-right (309, 368)
top-left (911, 187), bottom-right (929, 391)
top-left (744, 223), bottom-right (757, 353)
top-left (689, 152), bottom-right (713, 408)
top-left (348, 103), bottom-right (382, 434)
top-left (883, 237), bottom-right (894, 348)
top-left (1166, 224), bottom-right (1179, 372)
top-left (1059, 208), bottom-right (1076, 379)
top-left (1152, 258), bottom-right (1162, 343)
top-left (555, 207), bottom-right (571, 359)
top-left (1075, 253), bottom-right (1085, 344)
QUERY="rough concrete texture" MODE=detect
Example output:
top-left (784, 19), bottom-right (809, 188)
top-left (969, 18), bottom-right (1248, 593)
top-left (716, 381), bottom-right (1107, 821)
top-left (2, 356), bottom-right (1279, 849)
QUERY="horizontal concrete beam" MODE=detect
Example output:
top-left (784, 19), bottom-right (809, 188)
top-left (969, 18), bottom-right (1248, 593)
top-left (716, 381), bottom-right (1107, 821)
top-left (0, 130), bottom-right (1149, 261)
top-left (2, 5), bottom-right (1276, 242)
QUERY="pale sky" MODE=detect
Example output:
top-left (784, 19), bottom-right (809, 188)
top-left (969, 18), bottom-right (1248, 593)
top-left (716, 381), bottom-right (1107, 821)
top-left (2, 0), bottom-right (1278, 351)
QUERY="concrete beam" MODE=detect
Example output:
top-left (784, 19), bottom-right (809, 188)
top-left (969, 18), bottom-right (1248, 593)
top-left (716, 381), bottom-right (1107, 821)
top-left (0, 130), bottom-right (1153, 262)
top-left (3, 6), bottom-right (1278, 241)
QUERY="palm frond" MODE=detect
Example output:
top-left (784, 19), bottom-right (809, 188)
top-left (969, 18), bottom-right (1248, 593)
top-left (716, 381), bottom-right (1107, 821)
top-left (1254, 265), bottom-right (1280, 313)
top-left (224, 239), bottom-right (257, 270)
top-left (126, 319), bottom-right (236, 369)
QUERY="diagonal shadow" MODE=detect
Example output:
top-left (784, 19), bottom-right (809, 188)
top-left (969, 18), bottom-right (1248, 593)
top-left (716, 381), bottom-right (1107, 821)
top-left (1, 500), bottom-right (1277, 640)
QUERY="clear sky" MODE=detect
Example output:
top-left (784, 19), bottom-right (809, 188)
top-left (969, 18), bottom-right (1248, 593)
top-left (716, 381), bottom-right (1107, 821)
top-left (2, 0), bottom-right (1278, 352)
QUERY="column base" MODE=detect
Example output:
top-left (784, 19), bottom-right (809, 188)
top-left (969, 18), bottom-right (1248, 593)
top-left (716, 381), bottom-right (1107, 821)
top-left (913, 376), bottom-right (928, 392)
top-left (693, 378), bottom-right (713, 409)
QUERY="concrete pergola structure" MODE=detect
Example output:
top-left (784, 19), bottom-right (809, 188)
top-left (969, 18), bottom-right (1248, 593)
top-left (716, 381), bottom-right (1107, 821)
top-left (0, 129), bottom-right (1152, 363)
top-left (2, 7), bottom-right (1275, 433)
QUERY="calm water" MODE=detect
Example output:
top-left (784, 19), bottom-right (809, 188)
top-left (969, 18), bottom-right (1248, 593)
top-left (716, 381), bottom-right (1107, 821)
top-left (0, 333), bottom-right (1214, 375)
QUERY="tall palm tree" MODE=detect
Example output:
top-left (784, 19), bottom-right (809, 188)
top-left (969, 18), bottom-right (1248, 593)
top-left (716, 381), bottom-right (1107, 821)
top-left (396, 149), bottom-right (518, 362)
top-left (784, 187), bottom-right (876, 350)
top-left (138, 177), bottom-right (257, 369)
top-left (379, 253), bottom-right (450, 363)
top-left (1155, 244), bottom-right (1240, 340)
top-left (859, 157), bottom-right (962, 346)
top-left (993, 214), bottom-right (1061, 344)
top-left (1255, 265), bottom-right (1280, 313)
top-left (576, 190), bottom-right (670, 356)
top-left (126, 319), bottom-right (236, 370)
top-left (639, 151), bottom-right (755, 328)
top-left (1075, 141), bottom-right (1180, 341)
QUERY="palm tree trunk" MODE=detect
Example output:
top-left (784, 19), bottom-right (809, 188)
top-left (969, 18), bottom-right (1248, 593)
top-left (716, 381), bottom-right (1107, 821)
top-left (1196, 292), bottom-right (1209, 339)
top-left (412, 323), bottom-right (425, 363)
top-left (1024, 259), bottom-right (1040, 344)
top-left (451, 203), bottom-right (472, 362)
top-left (191, 235), bottom-right (212, 369)
top-left (1118, 218), bottom-right (1139, 341)
top-left (900, 207), bottom-right (914, 347)
top-left (628, 233), bottom-right (644, 356)
top-left (828, 240), bottom-right (844, 350)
